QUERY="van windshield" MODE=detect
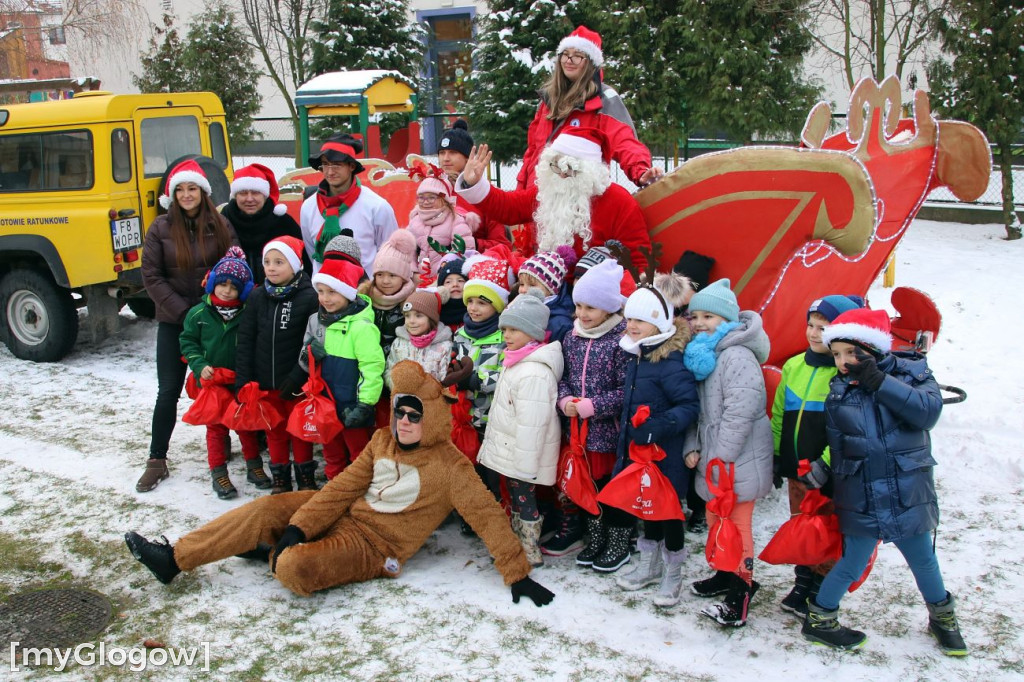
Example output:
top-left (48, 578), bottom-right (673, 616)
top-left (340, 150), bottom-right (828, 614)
top-left (140, 116), bottom-right (201, 178)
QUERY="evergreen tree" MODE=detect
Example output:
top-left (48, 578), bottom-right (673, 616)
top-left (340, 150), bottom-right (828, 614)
top-left (928, 1), bottom-right (1023, 240)
top-left (132, 13), bottom-right (186, 94)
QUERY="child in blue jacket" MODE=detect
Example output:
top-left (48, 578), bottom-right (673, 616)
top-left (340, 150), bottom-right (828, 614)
top-left (799, 308), bottom-right (966, 655)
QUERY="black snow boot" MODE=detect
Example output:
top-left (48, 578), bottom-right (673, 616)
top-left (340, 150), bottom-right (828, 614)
top-left (685, 508), bottom-right (708, 534)
top-left (592, 525), bottom-right (632, 572)
top-left (927, 592), bottom-right (968, 656)
top-left (245, 456), bottom-right (272, 489)
top-left (541, 509), bottom-right (584, 556)
top-left (782, 565), bottom-right (817, 615)
top-left (576, 515), bottom-right (606, 567)
top-left (270, 463), bottom-right (292, 495)
top-left (210, 466), bottom-right (238, 500)
top-left (802, 598), bottom-right (867, 650)
top-left (294, 461), bottom-right (319, 491)
top-left (124, 531), bottom-right (180, 584)
top-left (691, 570), bottom-right (734, 598)
top-left (702, 573), bottom-right (755, 627)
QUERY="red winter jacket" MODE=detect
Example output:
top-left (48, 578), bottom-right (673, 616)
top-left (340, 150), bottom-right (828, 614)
top-left (517, 83), bottom-right (653, 190)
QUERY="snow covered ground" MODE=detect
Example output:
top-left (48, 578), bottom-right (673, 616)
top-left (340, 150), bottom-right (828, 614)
top-left (1, 219), bottom-right (1022, 680)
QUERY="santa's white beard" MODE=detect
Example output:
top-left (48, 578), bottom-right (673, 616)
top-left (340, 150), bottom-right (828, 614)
top-left (533, 149), bottom-right (612, 253)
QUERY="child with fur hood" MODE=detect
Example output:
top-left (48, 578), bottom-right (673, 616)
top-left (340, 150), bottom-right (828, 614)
top-left (683, 278), bottom-right (773, 628)
top-left (386, 289), bottom-right (454, 388)
top-left (477, 289), bottom-right (564, 567)
top-left (405, 170), bottom-right (475, 276)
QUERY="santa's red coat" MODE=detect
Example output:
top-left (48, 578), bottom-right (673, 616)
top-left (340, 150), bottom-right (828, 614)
top-left (455, 195), bottom-right (512, 252)
top-left (456, 179), bottom-right (650, 266)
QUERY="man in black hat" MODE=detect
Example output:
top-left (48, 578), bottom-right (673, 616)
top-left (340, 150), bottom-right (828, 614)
top-left (299, 133), bottom-right (399, 276)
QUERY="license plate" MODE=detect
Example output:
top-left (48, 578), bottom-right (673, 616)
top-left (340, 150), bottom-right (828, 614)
top-left (111, 217), bottom-right (142, 251)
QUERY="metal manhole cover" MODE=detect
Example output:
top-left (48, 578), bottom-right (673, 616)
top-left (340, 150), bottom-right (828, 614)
top-left (0, 588), bottom-right (112, 649)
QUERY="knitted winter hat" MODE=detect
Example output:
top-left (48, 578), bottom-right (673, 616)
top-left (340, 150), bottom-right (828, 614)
top-left (550, 126), bottom-right (610, 165)
top-left (373, 229), bottom-right (418, 279)
top-left (557, 25), bottom-right (603, 67)
top-left (402, 290), bottom-right (444, 325)
top-left (499, 289), bottom-right (549, 341)
top-left (417, 174), bottom-right (456, 205)
top-left (463, 258), bottom-right (512, 312)
top-left (311, 258), bottom-right (363, 301)
top-left (323, 231), bottom-right (363, 268)
top-left (573, 258), bottom-right (626, 313)
top-left (623, 286), bottom-right (675, 334)
top-left (230, 163), bottom-right (288, 216)
top-left (160, 159), bottom-right (211, 209)
top-left (822, 308), bottom-right (892, 354)
top-left (263, 236), bottom-right (305, 276)
top-left (807, 294), bottom-right (865, 322)
top-left (310, 134), bottom-right (365, 175)
top-left (520, 246), bottom-right (576, 295)
top-left (574, 243), bottom-right (615, 279)
top-left (672, 250), bottom-right (716, 291)
top-left (438, 119), bottom-right (473, 158)
top-left (687, 278), bottom-right (739, 322)
top-left (205, 246), bottom-right (254, 301)
top-left (437, 256), bottom-right (466, 286)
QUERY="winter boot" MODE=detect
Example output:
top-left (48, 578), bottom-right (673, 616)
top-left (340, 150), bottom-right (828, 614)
top-left (269, 463), bottom-right (292, 495)
top-left (294, 461), bottom-right (319, 491)
top-left (541, 510), bottom-right (584, 556)
top-left (927, 592), bottom-right (968, 656)
top-left (516, 515), bottom-right (544, 567)
top-left (781, 565), bottom-right (815, 615)
top-left (210, 465), bottom-right (238, 500)
top-left (702, 573), bottom-right (755, 626)
top-left (576, 516), bottom-right (607, 567)
top-left (617, 538), bottom-right (665, 591)
top-left (652, 546), bottom-right (690, 607)
top-left (135, 458), bottom-right (169, 493)
top-left (691, 570), bottom-right (734, 598)
top-left (245, 456), bottom-right (272, 489)
top-left (124, 531), bottom-right (180, 584)
top-left (686, 508), bottom-right (708, 534)
top-left (592, 525), bottom-right (632, 573)
top-left (802, 598), bottom-right (867, 649)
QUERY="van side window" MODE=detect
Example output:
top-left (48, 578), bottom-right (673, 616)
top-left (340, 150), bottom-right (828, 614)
top-left (0, 130), bottom-right (93, 192)
top-left (140, 116), bottom-right (202, 178)
top-left (209, 122), bottom-right (228, 168)
top-left (111, 128), bottom-right (132, 183)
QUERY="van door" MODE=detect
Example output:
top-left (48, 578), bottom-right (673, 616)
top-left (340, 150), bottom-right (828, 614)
top-left (133, 107), bottom-right (206, 228)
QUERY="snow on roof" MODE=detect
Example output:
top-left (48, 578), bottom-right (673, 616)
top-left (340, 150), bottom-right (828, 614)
top-left (297, 70), bottom-right (414, 95)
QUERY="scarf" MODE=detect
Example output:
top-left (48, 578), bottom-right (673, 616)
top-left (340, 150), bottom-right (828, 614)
top-left (417, 207), bottom-right (450, 228)
top-left (619, 327), bottom-right (675, 356)
top-left (313, 178), bottom-right (361, 262)
top-left (265, 271), bottom-right (303, 300)
top-left (804, 348), bottom-right (835, 368)
top-left (683, 321), bottom-right (741, 380)
top-left (410, 328), bottom-right (438, 349)
top-left (503, 341), bottom-right (542, 367)
top-left (461, 312), bottom-right (500, 340)
top-left (369, 277), bottom-right (416, 309)
top-left (573, 313), bottom-right (623, 339)
top-left (440, 298), bottom-right (467, 327)
top-left (210, 294), bottom-right (242, 321)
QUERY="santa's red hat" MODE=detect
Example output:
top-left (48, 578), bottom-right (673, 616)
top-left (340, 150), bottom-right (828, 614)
top-left (231, 163), bottom-right (288, 216)
top-left (262, 236), bottom-right (305, 276)
top-left (822, 308), bottom-right (893, 353)
top-left (312, 258), bottom-right (362, 301)
top-left (160, 159), bottom-right (211, 210)
top-left (557, 26), bottom-right (603, 67)
top-left (550, 126), bottom-right (610, 165)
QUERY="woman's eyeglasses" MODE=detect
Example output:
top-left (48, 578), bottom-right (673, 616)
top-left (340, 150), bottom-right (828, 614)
top-left (395, 408), bottom-right (423, 423)
top-left (559, 52), bottom-right (587, 65)
top-left (416, 193), bottom-right (441, 205)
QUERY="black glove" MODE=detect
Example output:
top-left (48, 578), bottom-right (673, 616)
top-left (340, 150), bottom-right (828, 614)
top-left (510, 576), bottom-right (555, 607)
top-left (463, 371), bottom-right (482, 392)
top-left (846, 349), bottom-right (885, 392)
top-left (277, 375), bottom-right (305, 402)
top-left (442, 356), bottom-right (474, 388)
top-left (772, 458), bottom-right (784, 490)
top-left (342, 402), bottom-right (375, 428)
top-left (799, 458), bottom-right (830, 490)
top-left (271, 525), bottom-right (305, 573)
top-left (308, 340), bottom-right (327, 362)
top-left (631, 421), bottom-right (659, 445)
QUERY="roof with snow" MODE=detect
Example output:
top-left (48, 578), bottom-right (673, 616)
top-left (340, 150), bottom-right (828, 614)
top-left (295, 70), bottom-right (416, 115)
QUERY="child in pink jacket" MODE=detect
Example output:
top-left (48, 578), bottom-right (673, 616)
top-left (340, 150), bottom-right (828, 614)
top-left (406, 170), bottom-right (475, 277)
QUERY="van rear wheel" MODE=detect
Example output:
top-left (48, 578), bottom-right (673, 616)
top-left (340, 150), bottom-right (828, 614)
top-left (0, 269), bottom-right (79, 361)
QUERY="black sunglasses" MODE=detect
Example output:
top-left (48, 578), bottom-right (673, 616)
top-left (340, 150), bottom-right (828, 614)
top-left (395, 408), bottom-right (423, 423)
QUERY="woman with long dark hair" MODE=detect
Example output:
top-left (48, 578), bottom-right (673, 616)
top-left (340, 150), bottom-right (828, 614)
top-left (137, 160), bottom-right (237, 492)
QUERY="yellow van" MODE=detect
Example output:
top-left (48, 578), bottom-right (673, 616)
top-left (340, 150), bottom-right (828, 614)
top-left (0, 91), bottom-right (233, 361)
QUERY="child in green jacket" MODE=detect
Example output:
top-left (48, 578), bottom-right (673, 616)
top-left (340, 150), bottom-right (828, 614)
top-left (179, 247), bottom-right (270, 499)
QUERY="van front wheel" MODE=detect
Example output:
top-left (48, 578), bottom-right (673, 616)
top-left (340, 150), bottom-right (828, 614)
top-left (0, 269), bottom-right (79, 361)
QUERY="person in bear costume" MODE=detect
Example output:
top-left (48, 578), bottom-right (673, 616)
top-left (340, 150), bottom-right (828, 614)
top-left (124, 361), bottom-right (555, 606)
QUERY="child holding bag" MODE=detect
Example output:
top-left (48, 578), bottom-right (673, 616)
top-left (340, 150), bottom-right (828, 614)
top-left (683, 279), bottom-right (773, 627)
top-left (179, 247), bottom-right (269, 499)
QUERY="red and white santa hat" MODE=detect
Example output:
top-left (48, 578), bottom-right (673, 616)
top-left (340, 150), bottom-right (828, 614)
top-left (160, 159), bottom-right (212, 209)
top-left (549, 126), bottom-right (610, 165)
top-left (557, 25), bottom-right (603, 67)
top-left (822, 308), bottom-right (893, 353)
top-left (262, 235), bottom-right (305, 276)
top-left (231, 163), bottom-right (288, 216)
top-left (463, 258), bottom-right (513, 312)
top-left (312, 258), bottom-right (362, 301)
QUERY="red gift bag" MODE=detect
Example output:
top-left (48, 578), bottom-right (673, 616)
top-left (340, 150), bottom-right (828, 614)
top-left (759, 459), bottom-right (842, 566)
top-left (449, 389), bottom-right (480, 462)
top-left (597, 407), bottom-right (685, 521)
top-left (848, 542), bottom-right (879, 592)
top-left (223, 381), bottom-right (285, 431)
top-left (287, 350), bottom-right (344, 444)
top-left (184, 372), bottom-right (200, 400)
top-left (705, 458), bottom-right (744, 572)
top-left (557, 417), bottom-right (600, 515)
top-left (183, 368), bottom-right (237, 426)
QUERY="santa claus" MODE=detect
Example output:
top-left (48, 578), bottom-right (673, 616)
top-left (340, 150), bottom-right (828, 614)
top-left (456, 127), bottom-right (651, 266)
